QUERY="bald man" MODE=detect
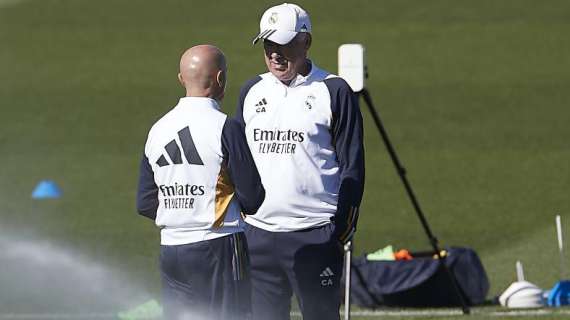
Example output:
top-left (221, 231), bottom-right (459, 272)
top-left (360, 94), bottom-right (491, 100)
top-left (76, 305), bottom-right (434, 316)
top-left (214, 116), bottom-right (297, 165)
top-left (137, 45), bottom-right (265, 320)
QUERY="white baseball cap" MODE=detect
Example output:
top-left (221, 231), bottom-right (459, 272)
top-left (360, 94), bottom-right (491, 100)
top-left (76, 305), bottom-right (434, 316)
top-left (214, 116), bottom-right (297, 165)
top-left (252, 3), bottom-right (312, 45)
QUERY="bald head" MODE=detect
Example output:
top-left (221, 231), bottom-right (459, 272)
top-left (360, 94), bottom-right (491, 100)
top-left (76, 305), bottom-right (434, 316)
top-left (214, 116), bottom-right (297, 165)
top-left (178, 45), bottom-right (227, 101)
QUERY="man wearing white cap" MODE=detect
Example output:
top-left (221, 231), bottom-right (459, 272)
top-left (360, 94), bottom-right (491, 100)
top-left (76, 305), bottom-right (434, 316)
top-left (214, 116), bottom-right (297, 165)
top-left (235, 3), bottom-right (365, 319)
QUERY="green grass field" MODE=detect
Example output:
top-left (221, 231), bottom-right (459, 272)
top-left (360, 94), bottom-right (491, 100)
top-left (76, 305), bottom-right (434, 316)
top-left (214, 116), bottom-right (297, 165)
top-left (1, 0), bottom-right (569, 318)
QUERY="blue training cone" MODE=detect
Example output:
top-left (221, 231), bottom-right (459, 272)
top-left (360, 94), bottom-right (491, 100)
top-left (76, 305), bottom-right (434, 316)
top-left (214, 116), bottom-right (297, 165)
top-left (547, 280), bottom-right (570, 306)
top-left (31, 180), bottom-right (62, 199)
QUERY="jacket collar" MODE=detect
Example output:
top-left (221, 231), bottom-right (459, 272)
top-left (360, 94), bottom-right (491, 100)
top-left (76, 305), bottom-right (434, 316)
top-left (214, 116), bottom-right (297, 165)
top-left (177, 97), bottom-right (221, 110)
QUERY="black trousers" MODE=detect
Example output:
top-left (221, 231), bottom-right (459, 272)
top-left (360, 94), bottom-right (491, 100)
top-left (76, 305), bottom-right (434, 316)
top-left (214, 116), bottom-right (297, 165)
top-left (160, 232), bottom-right (251, 320)
top-left (245, 223), bottom-right (343, 320)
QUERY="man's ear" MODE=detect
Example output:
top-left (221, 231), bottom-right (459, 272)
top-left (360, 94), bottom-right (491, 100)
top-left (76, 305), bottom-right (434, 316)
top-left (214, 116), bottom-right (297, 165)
top-left (305, 33), bottom-right (312, 50)
top-left (177, 73), bottom-right (184, 86)
top-left (216, 70), bottom-right (226, 89)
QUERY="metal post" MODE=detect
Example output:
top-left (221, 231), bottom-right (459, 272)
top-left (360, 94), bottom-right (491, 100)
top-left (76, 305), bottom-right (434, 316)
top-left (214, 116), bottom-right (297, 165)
top-left (359, 88), bottom-right (470, 314)
top-left (344, 240), bottom-right (353, 320)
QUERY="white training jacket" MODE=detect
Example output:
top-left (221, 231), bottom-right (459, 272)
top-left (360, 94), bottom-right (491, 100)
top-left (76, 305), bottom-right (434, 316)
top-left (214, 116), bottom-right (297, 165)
top-left (235, 62), bottom-right (365, 241)
top-left (137, 97), bottom-right (265, 245)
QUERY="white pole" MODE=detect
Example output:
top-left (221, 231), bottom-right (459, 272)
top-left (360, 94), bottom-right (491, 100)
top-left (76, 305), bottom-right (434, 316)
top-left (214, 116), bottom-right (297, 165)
top-left (557, 215), bottom-right (567, 279)
top-left (344, 241), bottom-right (352, 320)
top-left (516, 260), bottom-right (525, 282)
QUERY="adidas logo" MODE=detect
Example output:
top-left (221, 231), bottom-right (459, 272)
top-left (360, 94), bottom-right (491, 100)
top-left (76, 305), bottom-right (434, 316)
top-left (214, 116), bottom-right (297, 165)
top-left (320, 267), bottom-right (334, 287)
top-left (255, 98), bottom-right (267, 107)
top-left (156, 126), bottom-right (204, 167)
top-left (255, 98), bottom-right (268, 113)
top-left (320, 267), bottom-right (334, 277)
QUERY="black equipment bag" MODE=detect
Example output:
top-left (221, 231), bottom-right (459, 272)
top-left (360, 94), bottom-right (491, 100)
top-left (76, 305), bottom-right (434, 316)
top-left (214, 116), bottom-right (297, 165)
top-left (345, 247), bottom-right (489, 308)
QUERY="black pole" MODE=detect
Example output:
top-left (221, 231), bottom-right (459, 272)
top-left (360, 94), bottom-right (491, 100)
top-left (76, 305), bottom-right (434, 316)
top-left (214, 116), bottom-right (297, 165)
top-left (359, 88), bottom-right (470, 315)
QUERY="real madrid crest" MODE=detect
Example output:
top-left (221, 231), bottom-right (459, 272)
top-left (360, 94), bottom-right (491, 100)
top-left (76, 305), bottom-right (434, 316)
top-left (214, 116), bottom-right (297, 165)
top-left (305, 94), bottom-right (316, 110)
top-left (269, 12), bottom-right (278, 24)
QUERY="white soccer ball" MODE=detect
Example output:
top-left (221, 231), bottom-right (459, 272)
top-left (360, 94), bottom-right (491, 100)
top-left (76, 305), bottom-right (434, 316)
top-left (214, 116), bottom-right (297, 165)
top-left (499, 281), bottom-right (545, 308)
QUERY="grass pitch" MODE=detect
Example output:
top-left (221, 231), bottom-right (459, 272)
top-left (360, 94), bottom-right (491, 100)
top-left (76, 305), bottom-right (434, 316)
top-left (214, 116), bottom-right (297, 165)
top-left (1, 0), bottom-right (569, 317)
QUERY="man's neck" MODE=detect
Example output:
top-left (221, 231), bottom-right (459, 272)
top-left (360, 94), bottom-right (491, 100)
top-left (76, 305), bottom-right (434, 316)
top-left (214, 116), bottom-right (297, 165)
top-left (186, 88), bottom-right (214, 98)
